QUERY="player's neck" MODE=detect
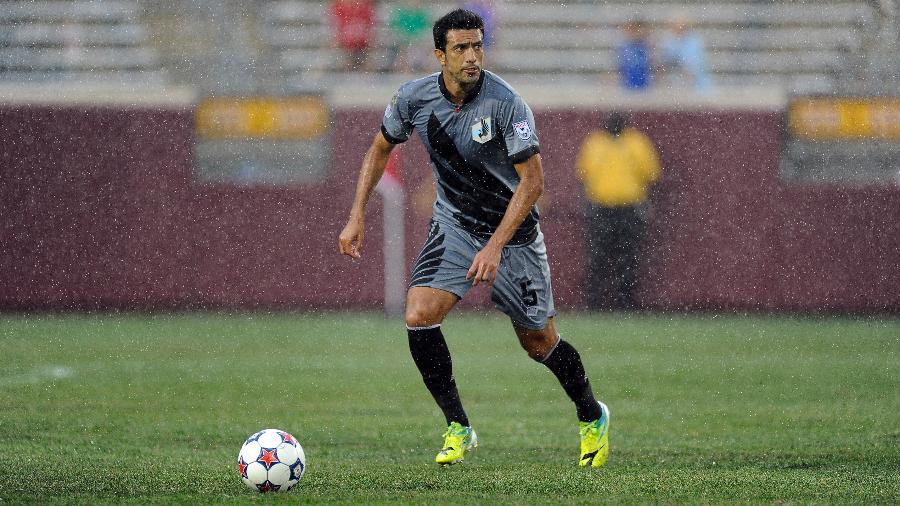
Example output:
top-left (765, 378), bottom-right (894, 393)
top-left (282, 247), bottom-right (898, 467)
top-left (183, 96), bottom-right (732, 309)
top-left (441, 70), bottom-right (479, 105)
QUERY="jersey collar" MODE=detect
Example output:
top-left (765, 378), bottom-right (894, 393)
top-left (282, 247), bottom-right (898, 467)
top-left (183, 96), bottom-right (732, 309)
top-left (438, 70), bottom-right (485, 107)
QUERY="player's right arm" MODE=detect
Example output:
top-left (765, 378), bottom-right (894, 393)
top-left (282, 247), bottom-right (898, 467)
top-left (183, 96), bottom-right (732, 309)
top-left (338, 132), bottom-right (396, 259)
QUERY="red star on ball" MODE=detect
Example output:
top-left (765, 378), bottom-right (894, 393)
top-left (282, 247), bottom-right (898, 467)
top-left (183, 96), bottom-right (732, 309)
top-left (258, 448), bottom-right (279, 469)
top-left (257, 481), bottom-right (275, 493)
top-left (279, 432), bottom-right (295, 445)
top-left (237, 459), bottom-right (248, 478)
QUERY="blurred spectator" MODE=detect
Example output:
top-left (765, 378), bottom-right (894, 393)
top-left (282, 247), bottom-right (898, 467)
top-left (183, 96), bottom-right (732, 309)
top-left (462, 0), bottom-right (498, 47)
top-left (575, 112), bottom-right (661, 310)
top-left (616, 20), bottom-right (653, 90)
top-left (329, 0), bottom-right (376, 71)
top-left (386, 0), bottom-right (431, 72)
top-left (659, 17), bottom-right (712, 92)
top-left (61, 16), bottom-right (85, 68)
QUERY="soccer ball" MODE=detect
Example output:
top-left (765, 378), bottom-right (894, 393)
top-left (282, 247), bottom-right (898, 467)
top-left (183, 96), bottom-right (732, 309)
top-left (237, 429), bottom-right (306, 493)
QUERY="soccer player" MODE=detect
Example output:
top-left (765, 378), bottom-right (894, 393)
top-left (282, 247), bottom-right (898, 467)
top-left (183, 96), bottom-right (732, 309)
top-left (338, 9), bottom-right (609, 468)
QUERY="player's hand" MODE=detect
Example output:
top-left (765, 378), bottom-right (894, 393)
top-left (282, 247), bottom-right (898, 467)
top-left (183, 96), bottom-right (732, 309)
top-left (466, 244), bottom-right (502, 286)
top-left (338, 218), bottom-right (364, 259)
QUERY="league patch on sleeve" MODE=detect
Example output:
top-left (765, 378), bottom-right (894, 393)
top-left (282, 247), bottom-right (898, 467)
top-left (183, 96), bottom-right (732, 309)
top-left (384, 94), bottom-right (399, 119)
top-left (513, 120), bottom-right (532, 141)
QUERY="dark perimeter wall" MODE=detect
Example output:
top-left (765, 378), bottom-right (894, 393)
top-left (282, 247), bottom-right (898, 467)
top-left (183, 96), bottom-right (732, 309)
top-left (1, 106), bottom-right (898, 312)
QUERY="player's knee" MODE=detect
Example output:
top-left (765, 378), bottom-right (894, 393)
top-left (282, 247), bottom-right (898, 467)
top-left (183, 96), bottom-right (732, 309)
top-left (525, 346), bottom-right (546, 361)
top-left (520, 332), bottom-right (557, 361)
top-left (405, 305), bottom-right (441, 328)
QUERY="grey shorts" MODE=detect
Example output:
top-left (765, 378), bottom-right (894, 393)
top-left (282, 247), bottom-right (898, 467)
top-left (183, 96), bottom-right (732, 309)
top-left (409, 220), bottom-right (556, 330)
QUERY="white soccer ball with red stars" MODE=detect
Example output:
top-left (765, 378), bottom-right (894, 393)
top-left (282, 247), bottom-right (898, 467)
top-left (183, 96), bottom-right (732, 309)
top-left (237, 429), bottom-right (306, 493)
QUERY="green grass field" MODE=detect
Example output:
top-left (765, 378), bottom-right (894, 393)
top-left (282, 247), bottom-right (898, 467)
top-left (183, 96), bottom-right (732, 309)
top-left (0, 312), bottom-right (898, 504)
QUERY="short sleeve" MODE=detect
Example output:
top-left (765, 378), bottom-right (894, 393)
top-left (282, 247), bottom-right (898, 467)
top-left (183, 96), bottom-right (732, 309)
top-left (501, 95), bottom-right (541, 164)
top-left (381, 90), bottom-right (413, 144)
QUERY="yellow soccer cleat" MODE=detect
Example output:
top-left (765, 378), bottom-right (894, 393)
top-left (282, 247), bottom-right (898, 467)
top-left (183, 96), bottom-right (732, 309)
top-left (579, 401), bottom-right (610, 468)
top-left (435, 421), bottom-right (477, 466)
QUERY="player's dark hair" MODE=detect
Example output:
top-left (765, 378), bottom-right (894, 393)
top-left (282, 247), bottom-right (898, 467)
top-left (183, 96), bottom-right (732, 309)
top-left (433, 9), bottom-right (484, 52)
top-left (605, 112), bottom-right (628, 136)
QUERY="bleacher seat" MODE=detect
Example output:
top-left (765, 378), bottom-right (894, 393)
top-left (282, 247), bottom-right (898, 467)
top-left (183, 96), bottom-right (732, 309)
top-left (0, 0), bottom-right (878, 94)
top-left (0, 0), bottom-right (165, 83)
top-left (498, 2), bottom-right (873, 26)
top-left (261, 0), bottom-right (874, 93)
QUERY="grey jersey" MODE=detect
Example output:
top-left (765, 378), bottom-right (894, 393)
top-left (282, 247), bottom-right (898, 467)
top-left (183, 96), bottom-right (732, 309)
top-left (381, 70), bottom-right (541, 245)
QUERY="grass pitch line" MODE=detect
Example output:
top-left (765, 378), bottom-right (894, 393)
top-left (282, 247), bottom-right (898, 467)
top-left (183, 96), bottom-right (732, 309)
top-left (0, 365), bottom-right (75, 387)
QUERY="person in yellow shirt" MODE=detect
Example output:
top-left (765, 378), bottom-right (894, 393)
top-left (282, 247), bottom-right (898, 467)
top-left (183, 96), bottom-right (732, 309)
top-left (575, 112), bottom-right (661, 310)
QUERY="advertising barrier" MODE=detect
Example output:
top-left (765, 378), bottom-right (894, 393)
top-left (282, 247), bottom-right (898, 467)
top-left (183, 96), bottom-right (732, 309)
top-left (1, 105), bottom-right (898, 312)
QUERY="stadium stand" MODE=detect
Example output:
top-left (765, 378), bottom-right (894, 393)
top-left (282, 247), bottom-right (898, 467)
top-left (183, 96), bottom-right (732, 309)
top-left (0, 0), bottom-right (165, 83)
top-left (140, 1), bottom-right (276, 94)
top-left (0, 1), bottom-right (890, 97)
top-left (261, 0), bottom-right (877, 93)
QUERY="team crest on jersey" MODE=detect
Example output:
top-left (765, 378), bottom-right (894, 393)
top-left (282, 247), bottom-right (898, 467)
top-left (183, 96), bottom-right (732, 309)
top-left (471, 117), bottom-right (493, 144)
top-left (513, 120), bottom-right (532, 141)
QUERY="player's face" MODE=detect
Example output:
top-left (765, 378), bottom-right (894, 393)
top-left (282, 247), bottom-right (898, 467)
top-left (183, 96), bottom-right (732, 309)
top-left (435, 29), bottom-right (484, 87)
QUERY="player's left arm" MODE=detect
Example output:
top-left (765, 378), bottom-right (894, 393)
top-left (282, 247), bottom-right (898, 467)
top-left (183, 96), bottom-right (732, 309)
top-left (466, 153), bottom-right (544, 286)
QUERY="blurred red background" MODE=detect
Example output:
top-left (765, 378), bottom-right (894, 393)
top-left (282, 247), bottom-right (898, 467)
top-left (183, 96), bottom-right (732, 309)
top-left (1, 106), bottom-right (897, 312)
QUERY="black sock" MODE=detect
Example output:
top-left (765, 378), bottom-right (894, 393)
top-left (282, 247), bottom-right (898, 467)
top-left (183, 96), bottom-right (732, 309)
top-left (541, 338), bottom-right (602, 422)
top-left (407, 325), bottom-right (469, 427)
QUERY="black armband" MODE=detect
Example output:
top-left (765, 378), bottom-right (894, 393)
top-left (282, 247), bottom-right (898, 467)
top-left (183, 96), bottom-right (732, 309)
top-left (510, 145), bottom-right (541, 164)
top-left (380, 124), bottom-right (406, 145)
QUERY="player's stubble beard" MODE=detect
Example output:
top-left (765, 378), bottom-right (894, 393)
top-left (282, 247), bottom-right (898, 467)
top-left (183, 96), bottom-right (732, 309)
top-left (451, 47), bottom-right (481, 91)
top-left (443, 61), bottom-right (482, 99)
top-left (452, 46), bottom-right (482, 88)
top-left (453, 64), bottom-right (482, 90)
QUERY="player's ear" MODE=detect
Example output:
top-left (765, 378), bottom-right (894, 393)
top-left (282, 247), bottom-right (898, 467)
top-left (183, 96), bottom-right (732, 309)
top-left (434, 49), bottom-right (445, 66)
